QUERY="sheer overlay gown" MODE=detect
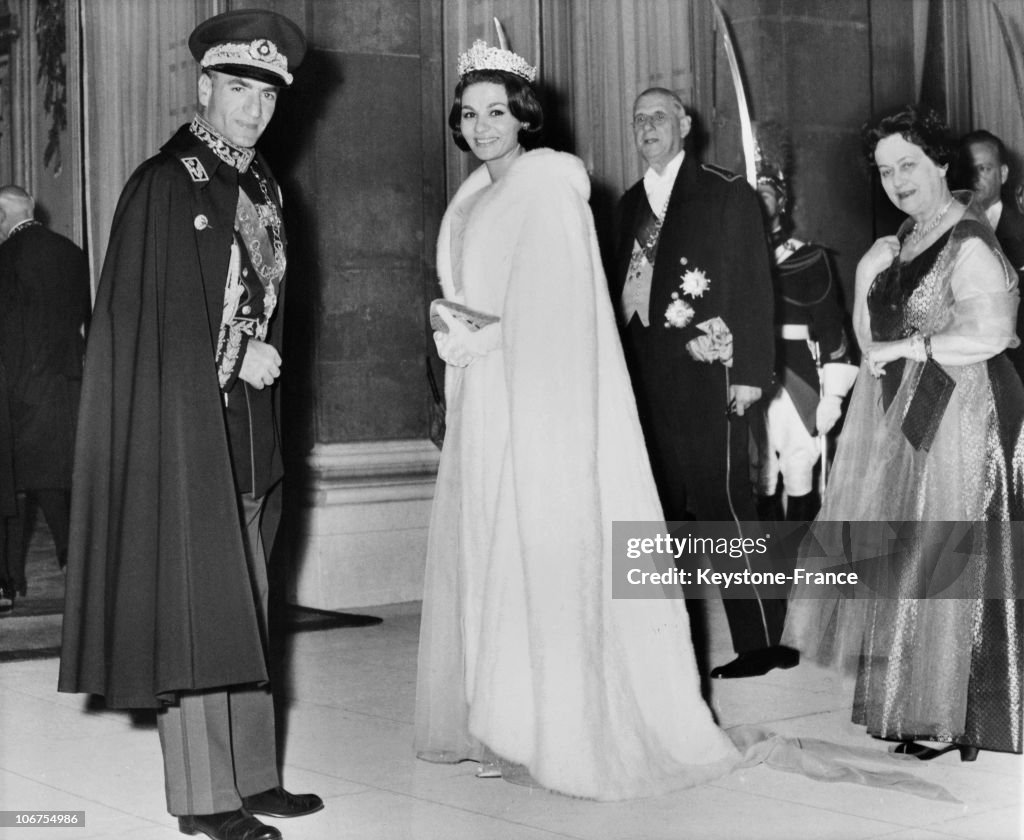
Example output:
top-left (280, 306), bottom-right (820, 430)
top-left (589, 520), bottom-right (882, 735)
top-left (785, 196), bottom-right (1024, 754)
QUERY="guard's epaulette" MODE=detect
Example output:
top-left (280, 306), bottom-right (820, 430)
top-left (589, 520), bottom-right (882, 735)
top-left (781, 246), bottom-right (828, 272)
top-left (701, 163), bottom-right (743, 182)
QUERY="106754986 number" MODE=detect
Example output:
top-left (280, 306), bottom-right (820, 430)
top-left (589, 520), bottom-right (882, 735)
top-left (0, 811), bottom-right (85, 827)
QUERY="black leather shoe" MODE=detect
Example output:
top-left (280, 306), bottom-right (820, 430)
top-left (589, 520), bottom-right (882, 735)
top-left (242, 786), bottom-right (324, 819)
top-left (178, 810), bottom-right (281, 840)
top-left (710, 646), bottom-right (799, 679)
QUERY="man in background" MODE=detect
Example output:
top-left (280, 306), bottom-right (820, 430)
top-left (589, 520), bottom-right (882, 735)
top-left (610, 88), bottom-right (795, 680)
top-left (959, 130), bottom-right (1024, 378)
top-left (0, 186), bottom-right (90, 610)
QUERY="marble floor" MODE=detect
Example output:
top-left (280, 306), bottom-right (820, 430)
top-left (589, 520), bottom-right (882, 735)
top-left (0, 536), bottom-right (1021, 840)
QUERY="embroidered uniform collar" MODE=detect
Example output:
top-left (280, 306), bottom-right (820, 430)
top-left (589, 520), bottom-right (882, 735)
top-left (190, 114), bottom-right (255, 173)
top-left (643, 151), bottom-right (685, 219)
top-left (7, 218), bottom-right (41, 237)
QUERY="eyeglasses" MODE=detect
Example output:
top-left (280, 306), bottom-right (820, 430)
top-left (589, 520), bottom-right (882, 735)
top-left (632, 111), bottom-right (671, 130)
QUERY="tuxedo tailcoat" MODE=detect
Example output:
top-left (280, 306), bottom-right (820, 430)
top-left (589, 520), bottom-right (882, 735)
top-left (611, 155), bottom-right (774, 521)
top-left (995, 200), bottom-right (1024, 381)
top-left (0, 223), bottom-right (90, 490)
top-left (612, 155), bottom-right (784, 653)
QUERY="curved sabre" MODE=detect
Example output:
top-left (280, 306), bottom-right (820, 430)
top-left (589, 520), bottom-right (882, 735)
top-left (710, 0), bottom-right (757, 189)
top-left (493, 16), bottom-right (510, 51)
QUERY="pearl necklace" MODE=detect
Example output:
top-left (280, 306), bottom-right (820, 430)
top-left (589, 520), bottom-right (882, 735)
top-left (908, 198), bottom-right (954, 245)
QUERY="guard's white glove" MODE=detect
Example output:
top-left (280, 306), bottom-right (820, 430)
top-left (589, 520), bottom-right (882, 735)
top-left (821, 362), bottom-right (858, 396)
top-left (816, 395), bottom-right (843, 435)
top-left (815, 362), bottom-right (858, 433)
top-left (432, 306), bottom-right (501, 367)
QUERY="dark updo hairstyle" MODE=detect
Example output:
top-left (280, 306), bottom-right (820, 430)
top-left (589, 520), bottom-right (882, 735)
top-left (862, 105), bottom-right (955, 170)
top-left (448, 69), bottom-right (544, 152)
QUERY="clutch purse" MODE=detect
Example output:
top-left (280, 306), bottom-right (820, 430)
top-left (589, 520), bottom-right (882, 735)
top-left (429, 299), bottom-right (500, 333)
top-left (901, 358), bottom-right (955, 452)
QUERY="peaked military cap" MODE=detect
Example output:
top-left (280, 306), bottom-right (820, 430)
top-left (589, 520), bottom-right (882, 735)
top-left (189, 8), bottom-right (306, 87)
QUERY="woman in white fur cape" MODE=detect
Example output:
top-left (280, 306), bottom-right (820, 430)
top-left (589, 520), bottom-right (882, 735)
top-left (413, 39), bottom-right (739, 801)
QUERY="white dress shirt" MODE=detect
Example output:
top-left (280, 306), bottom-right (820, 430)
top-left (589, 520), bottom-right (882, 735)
top-left (621, 152), bottom-right (686, 326)
top-left (986, 200), bottom-right (1003, 231)
top-left (643, 151), bottom-right (685, 220)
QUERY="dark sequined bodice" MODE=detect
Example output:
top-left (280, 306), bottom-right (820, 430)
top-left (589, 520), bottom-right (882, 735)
top-left (867, 230), bottom-right (952, 342)
top-left (867, 231), bottom-right (953, 408)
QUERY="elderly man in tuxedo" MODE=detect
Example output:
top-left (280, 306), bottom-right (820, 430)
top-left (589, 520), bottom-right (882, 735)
top-left (610, 87), bottom-right (797, 679)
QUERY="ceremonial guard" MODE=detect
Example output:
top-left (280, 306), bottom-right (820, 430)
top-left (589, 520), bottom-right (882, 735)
top-left (750, 125), bottom-right (857, 521)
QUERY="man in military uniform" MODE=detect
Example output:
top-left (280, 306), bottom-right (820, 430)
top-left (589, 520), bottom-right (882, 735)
top-left (610, 88), bottom-right (795, 680)
top-left (59, 11), bottom-right (322, 840)
top-left (749, 127), bottom-right (857, 522)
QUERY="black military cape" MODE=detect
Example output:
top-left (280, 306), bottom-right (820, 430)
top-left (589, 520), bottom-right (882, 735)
top-left (58, 126), bottom-right (273, 708)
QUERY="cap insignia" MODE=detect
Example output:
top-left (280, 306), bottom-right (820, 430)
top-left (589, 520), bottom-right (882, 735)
top-left (202, 39), bottom-right (292, 85)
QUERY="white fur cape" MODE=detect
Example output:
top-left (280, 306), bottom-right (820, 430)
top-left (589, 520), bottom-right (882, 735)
top-left (414, 149), bottom-right (738, 799)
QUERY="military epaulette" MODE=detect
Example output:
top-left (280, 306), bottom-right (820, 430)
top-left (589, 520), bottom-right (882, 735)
top-left (179, 156), bottom-right (209, 183)
top-left (701, 163), bottom-right (743, 182)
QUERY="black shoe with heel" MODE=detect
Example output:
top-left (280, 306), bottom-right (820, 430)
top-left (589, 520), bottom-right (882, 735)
top-left (892, 741), bottom-right (979, 762)
top-left (710, 646), bottom-right (800, 679)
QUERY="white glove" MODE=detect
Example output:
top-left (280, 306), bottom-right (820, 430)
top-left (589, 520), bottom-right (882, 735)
top-left (432, 306), bottom-right (502, 367)
top-left (821, 362), bottom-right (858, 398)
top-left (816, 395), bottom-right (843, 435)
top-left (433, 330), bottom-right (472, 367)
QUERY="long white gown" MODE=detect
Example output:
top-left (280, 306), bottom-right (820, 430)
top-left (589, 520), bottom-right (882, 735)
top-left (414, 149), bottom-right (740, 800)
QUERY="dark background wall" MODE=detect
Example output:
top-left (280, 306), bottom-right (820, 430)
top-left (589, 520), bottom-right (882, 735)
top-left (239, 0), bottom-right (923, 454)
top-left (255, 0), bottom-right (445, 459)
top-left (0, 0), bottom-right (83, 249)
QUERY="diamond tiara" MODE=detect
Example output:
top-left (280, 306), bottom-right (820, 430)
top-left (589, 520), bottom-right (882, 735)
top-left (457, 39), bottom-right (537, 83)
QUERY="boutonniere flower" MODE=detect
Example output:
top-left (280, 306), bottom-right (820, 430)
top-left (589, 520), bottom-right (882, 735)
top-left (679, 266), bottom-right (710, 298)
top-left (686, 317), bottom-right (733, 367)
top-left (664, 295), bottom-right (695, 329)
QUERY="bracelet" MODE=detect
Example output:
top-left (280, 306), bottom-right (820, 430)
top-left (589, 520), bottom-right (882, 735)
top-left (908, 333), bottom-right (927, 362)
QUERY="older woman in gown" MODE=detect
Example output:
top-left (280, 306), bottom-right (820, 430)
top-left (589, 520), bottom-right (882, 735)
top-left (785, 105), bottom-right (1024, 762)
top-left (413, 39), bottom-right (739, 800)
